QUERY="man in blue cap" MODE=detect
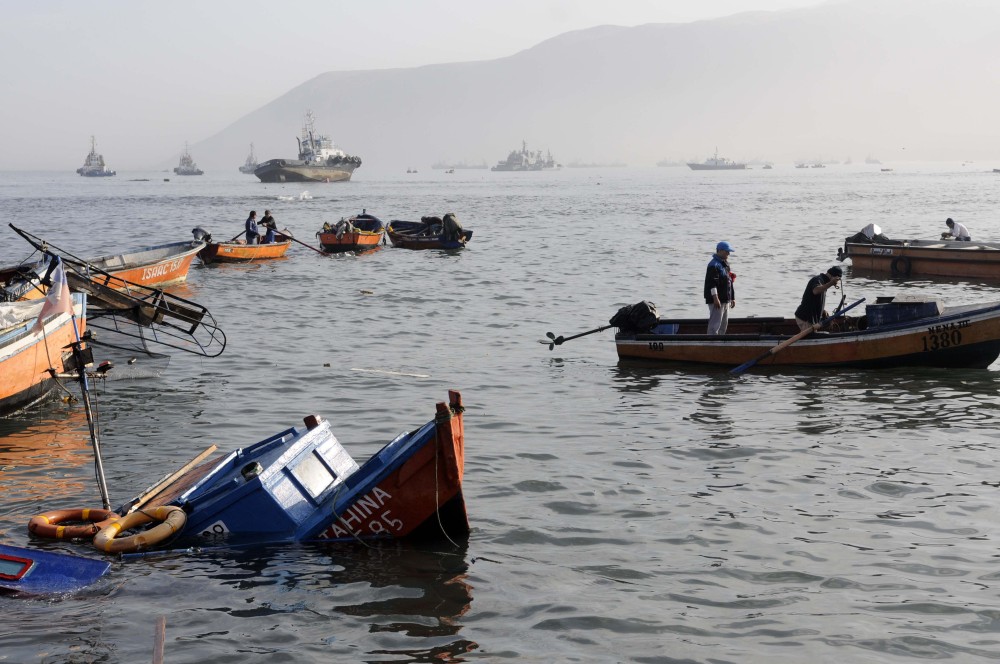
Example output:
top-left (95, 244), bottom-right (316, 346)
top-left (704, 241), bottom-right (736, 334)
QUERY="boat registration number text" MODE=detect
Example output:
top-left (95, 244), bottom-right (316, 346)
top-left (319, 486), bottom-right (404, 539)
top-left (142, 258), bottom-right (183, 281)
top-left (921, 319), bottom-right (969, 352)
top-left (869, 247), bottom-right (895, 256)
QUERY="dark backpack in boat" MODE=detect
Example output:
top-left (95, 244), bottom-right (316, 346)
top-left (609, 300), bottom-right (659, 333)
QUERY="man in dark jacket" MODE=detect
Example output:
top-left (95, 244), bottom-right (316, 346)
top-left (794, 266), bottom-right (842, 331)
top-left (704, 241), bottom-right (735, 334)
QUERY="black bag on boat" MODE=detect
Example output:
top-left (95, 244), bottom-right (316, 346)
top-left (609, 300), bottom-right (659, 333)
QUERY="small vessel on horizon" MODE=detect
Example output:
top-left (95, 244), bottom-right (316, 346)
top-left (174, 144), bottom-right (204, 176)
top-left (254, 111), bottom-right (361, 183)
top-left (77, 136), bottom-right (116, 177)
top-left (239, 143), bottom-right (258, 174)
top-left (686, 149), bottom-right (746, 170)
top-left (491, 141), bottom-right (559, 171)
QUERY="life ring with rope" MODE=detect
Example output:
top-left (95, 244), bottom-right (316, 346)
top-left (93, 505), bottom-right (187, 554)
top-left (28, 508), bottom-right (120, 540)
top-left (890, 256), bottom-right (912, 277)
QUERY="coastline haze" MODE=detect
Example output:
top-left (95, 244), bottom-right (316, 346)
top-left (2, 0), bottom-right (996, 173)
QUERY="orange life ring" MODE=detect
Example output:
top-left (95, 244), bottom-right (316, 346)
top-left (28, 508), bottom-right (120, 540)
top-left (93, 505), bottom-right (187, 554)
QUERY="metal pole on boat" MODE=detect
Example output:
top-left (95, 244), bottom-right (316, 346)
top-left (64, 284), bottom-right (112, 510)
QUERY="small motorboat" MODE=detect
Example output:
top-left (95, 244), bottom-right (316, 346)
top-left (386, 214), bottom-right (472, 250)
top-left (193, 228), bottom-right (292, 264)
top-left (317, 210), bottom-right (385, 253)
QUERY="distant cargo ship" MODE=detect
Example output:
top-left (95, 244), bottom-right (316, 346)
top-left (254, 111), bottom-right (361, 183)
top-left (174, 144), bottom-right (204, 176)
top-left (77, 136), bottom-right (116, 177)
top-left (687, 149), bottom-right (746, 170)
top-left (491, 141), bottom-right (559, 171)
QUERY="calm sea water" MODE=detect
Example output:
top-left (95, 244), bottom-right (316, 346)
top-left (3, 164), bottom-right (1000, 662)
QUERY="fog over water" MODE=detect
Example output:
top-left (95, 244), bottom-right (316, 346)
top-left (4, 0), bottom-right (999, 174)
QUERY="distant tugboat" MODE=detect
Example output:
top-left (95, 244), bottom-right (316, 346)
top-left (491, 141), bottom-right (560, 171)
top-left (686, 149), bottom-right (746, 170)
top-left (238, 143), bottom-right (258, 174)
top-left (77, 136), bottom-right (116, 177)
top-left (174, 144), bottom-right (204, 176)
top-left (254, 111), bottom-right (362, 183)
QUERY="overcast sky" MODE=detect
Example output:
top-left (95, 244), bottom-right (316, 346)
top-left (0, 0), bottom-right (828, 170)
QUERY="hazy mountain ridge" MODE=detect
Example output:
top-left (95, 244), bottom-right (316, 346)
top-left (193, 0), bottom-right (1000, 174)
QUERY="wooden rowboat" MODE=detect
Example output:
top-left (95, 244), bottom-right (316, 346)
top-left (82, 240), bottom-right (204, 288)
top-left (6, 226), bottom-right (203, 291)
top-left (614, 297), bottom-right (1000, 369)
top-left (386, 219), bottom-right (473, 250)
top-left (317, 211), bottom-right (385, 253)
top-left (837, 226), bottom-right (1000, 279)
top-left (198, 237), bottom-right (292, 264)
top-left (0, 293), bottom-right (86, 415)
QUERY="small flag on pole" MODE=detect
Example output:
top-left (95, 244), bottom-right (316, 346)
top-left (32, 258), bottom-right (73, 333)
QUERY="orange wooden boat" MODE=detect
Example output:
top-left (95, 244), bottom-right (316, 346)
top-left (82, 240), bottom-right (204, 289)
top-left (0, 293), bottom-right (86, 414)
top-left (837, 225), bottom-right (1000, 279)
top-left (611, 297), bottom-right (1000, 369)
top-left (317, 211), bottom-right (385, 253)
top-left (198, 237), bottom-right (292, 264)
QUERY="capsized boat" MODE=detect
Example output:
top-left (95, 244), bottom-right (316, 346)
top-left (8, 224), bottom-right (204, 290)
top-left (0, 293), bottom-right (86, 415)
top-left (3, 227), bottom-right (227, 359)
top-left (608, 297), bottom-right (1000, 370)
top-left (76, 136), bottom-right (115, 177)
top-left (317, 211), bottom-right (385, 253)
top-left (837, 223), bottom-right (1000, 279)
top-left (174, 144), bottom-right (204, 176)
top-left (386, 215), bottom-right (472, 250)
top-left (254, 111), bottom-right (361, 183)
top-left (29, 391), bottom-right (468, 553)
top-left (192, 227), bottom-right (292, 264)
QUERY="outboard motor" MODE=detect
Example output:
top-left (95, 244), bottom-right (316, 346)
top-left (192, 227), bottom-right (212, 243)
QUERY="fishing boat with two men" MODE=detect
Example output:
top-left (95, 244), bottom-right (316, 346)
top-left (192, 227), bottom-right (292, 264)
top-left (836, 223), bottom-right (1000, 279)
top-left (386, 213), bottom-right (472, 250)
top-left (549, 296), bottom-right (1000, 371)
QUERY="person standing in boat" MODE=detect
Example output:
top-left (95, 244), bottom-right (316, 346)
top-left (944, 218), bottom-right (971, 241)
top-left (794, 266), bottom-right (842, 331)
top-left (260, 209), bottom-right (277, 244)
top-left (245, 210), bottom-right (259, 245)
top-left (704, 241), bottom-right (736, 335)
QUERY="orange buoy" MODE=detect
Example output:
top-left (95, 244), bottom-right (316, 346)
top-left (28, 508), bottom-right (120, 540)
top-left (93, 505), bottom-right (187, 554)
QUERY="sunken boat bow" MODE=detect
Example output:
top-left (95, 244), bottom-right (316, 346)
top-left (133, 391), bottom-right (468, 547)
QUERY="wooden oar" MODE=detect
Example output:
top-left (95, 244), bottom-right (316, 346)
top-left (541, 325), bottom-right (613, 351)
top-left (121, 444), bottom-right (218, 513)
top-left (730, 297), bottom-right (866, 375)
top-left (280, 229), bottom-right (327, 256)
top-left (228, 230), bottom-right (247, 242)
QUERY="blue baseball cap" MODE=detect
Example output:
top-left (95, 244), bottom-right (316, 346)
top-left (716, 241), bottom-right (735, 253)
